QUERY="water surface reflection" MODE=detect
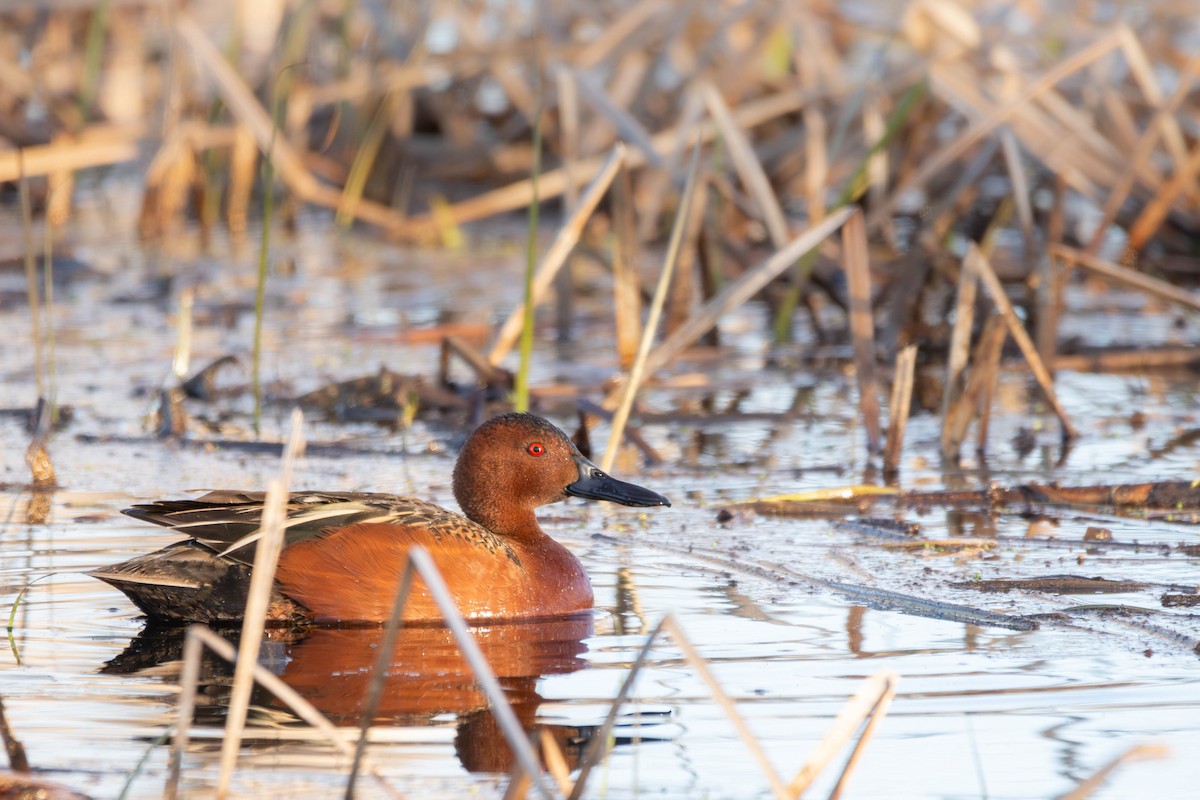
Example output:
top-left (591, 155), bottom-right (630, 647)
top-left (105, 615), bottom-right (594, 774)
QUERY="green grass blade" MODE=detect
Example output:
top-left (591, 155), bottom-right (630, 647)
top-left (514, 39), bottom-right (545, 413)
top-left (79, 0), bottom-right (111, 123)
top-left (336, 95), bottom-right (391, 230)
top-left (118, 728), bottom-right (172, 800)
top-left (253, 78), bottom-right (287, 436)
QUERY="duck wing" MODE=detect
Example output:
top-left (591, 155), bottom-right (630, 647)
top-left (89, 540), bottom-right (271, 623)
top-left (122, 490), bottom-right (456, 565)
top-left (95, 491), bottom-right (465, 623)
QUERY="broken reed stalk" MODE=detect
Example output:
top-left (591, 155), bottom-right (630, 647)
top-left (0, 128), bottom-right (140, 182)
top-left (172, 13), bottom-right (409, 234)
top-left (1036, 173), bottom-right (1067, 368)
top-left (165, 630), bottom-right (203, 800)
top-left (566, 610), bottom-right (897, 799)
top-left (514, 36), bottom-right (545, 414)
top-left (488, 143), bottom-right (626, 367)
top-left (979, 195), bottom-right (1014, 258)
top-left (1053, 346), bottom-right (1200, 373)
top-left (156, 289), bottom-right (194, 438)
top-left (21, 178), bottom-right (60, 491)
top-left (1085, 54), bottom-right (1200, 256)
top-left (943, 314), bottom-right (1006, 460)
top-left (702, 80), bottom-right (809, 344)
top-left (0, 694), bottom-right (29, 773)
top-left (442, 335), bottom-right (509, 387)
top-left (971, 317), bottom-right (1008, 454)
top-left (503, 770), bottom-right (533, 800)
top-left (702, 82), bottom-right (789, 246)
top-left (574, 0), bottom-right (665, 68)
top-left (939, 237), bottom-right (978, 434)
top-left (821, 673), bottom-right (898, 800)
top-left (637, 89), bottom-right (706, 242)
top-left (802, 103), bottom-right (827, 225)
top-left (834, 79), bottom-right (928, 211)
top-left (966, 245), bottom-right (1077, 440)
top-left (999, 129), bottom-right (1035, 263)
top-left (166, 625), bottom-right (394, 800)
top-left (573, 69), bottom-right (663, 169)
top-left (1114, 28), bottom-right (1188, 166)
top-left (883, 344), bottom-right (918, 477)
top-left (956, 78), bottom-right (1126, 198)
top-left (1119, 28), bottom-right (1192, 168)
top-left (842, 210), bottom-right (882, 454)
top-left (567, 616), bottom-right (667, 800)
top-left (576, 399), bottom-right (663, 465)
top-left (1050, 244), bottom-right (1200, 314)
top-left (868, 28), bottom-right (1125, 231)
top-left (215, 409), bottom-right (305, 798)
top-left (923, 139), bottom-right (999, 243)
top-left (642, 206), bottom-right (855, 376)
top-left (600, 142), bottom-right (703, 474)
top-left (611, 163), bottom-right (642, 368)
top-left (411, 75), bottom-right (914, 235)
top-left (539, 728), bottom-right (574, 796)
top-left (24, 400), bottom-right (56, 490)
top-left (171, 13), bottom-right (308, 189)
top-left (646, 534), bottom-right (1038, 632)
top-left (1053, 743), bottom-right (1168, 800)
top-left (791, 672), bottom-right (897, 795)
top-left (1125, 136), bottom-right (1200, 256)
top-left (661, 615), bottom-right (791, 798)
top-left (171, 288), bottom-right (194, 382)
top-left (1089, 72), bottom-right (1200, 253)
top-left (663, 162), bottom-right (707, 338)
top-left (862, 96), bottom-right (887, 216)
top-left (227, 126), bottom-right (256, 235)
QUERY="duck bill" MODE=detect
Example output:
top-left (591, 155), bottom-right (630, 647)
top-left (565, 455), bottom-right (671, 508)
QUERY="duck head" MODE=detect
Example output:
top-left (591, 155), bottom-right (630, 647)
top-left (453, 412), bottom-right (670, 536)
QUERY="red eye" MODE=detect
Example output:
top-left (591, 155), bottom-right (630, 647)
top-left (527, 442), bottom-right (545, 456)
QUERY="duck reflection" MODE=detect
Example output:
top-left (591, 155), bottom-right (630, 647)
top-left (104, 615), bottom-right (594, 774)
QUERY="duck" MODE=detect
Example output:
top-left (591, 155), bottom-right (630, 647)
top-left (91, 412), bottom-right (670, 624)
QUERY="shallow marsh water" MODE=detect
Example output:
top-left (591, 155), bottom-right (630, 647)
top-left (2, 190), bottom-right (1200, 798)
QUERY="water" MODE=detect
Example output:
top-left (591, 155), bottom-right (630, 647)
top-left (2, 191), bottom-right (1200, 797)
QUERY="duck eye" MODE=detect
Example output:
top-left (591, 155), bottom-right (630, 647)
top-left (527, 442), bottom-right (545, 456)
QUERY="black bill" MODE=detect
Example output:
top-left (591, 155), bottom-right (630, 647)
top-left (565, 455), bottom-right (671, 507)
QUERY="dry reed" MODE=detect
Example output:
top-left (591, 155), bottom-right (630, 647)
top-left (601, 142), bottom-right (703, 473)
top-left (5, 4), bottom-right (1199, 794)
top-left (883, 344), bottom-right (918, 477)
top-left (216, 409), bottom-right (305, 797)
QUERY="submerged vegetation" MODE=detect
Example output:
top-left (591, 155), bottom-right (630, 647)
top-left (2, 0), bottom-right (1200, 797)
